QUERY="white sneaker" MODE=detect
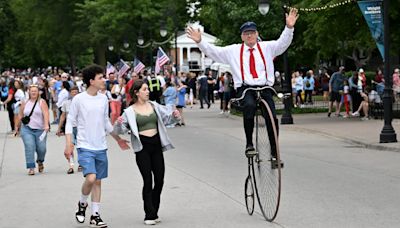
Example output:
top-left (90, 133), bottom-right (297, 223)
top-left (144, 220), bottom-right (156, 225)
top-left (352, 111), bottom-right (360, 117)
top-left (361, 117), bottom-right (369, 121)
top-left (219, 111), bottom-right (224, 114)
top-left (155, 218), bottom-right (161, 223)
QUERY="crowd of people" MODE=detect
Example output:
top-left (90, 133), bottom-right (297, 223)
top-left (289, 66), bottom-right (400, 120)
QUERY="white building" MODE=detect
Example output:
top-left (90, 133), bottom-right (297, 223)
top-left (169, 23), bottom-right (217, 72)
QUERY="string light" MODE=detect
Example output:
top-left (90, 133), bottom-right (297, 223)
top-left (283, 0), bottom-right (355, 12)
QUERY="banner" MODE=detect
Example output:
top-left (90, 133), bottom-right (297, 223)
top-left (357, 0), bottom-right (384, 60)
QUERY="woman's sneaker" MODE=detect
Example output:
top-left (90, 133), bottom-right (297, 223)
top-left (75, 202), bottom-right (88, 223)
top-left (144, 220), bottom-right (156, 225)
top-left (90, 213), bottom-right (107, 227)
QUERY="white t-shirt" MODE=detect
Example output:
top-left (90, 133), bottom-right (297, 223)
top-left (14, 89), bottom-right (25, 103)
top-left (65, 91), bottom-right (113, 150)
top-left (57, 88), bottom-right (69, 108)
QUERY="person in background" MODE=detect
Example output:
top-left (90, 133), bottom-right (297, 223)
top-left (207, 70), bottom-right (216, 104)
top-left (303, 70), bottom-right (315, 104)
top-left (12, 80), bottom-right (26, 135)
top-left (109, 77), bottom-right (125, 125)
top-left (342, 79), bottom-right (351, 118)
top-left (392, 68), bottom-right (400, 101)
top-left (176, 80), bottom-right (187, 126)
top-left (217, 73), bottom-right (225, 114)
top-left (197, 71), bottom-right (210, 109)
top-left (373, 68), bottom-right (384, 95)
top-left (352, 87), bottom-right (371, 121)
top-left (0, 79), bottom-right (8, 111)
top-left (17, 84), bottom-right (49, 175)
top-left (328, 66), bottom-right (345, 117)
top-left (294, 71), bottom-right (304, 107)
top-left (162, 80), bottom-right (177, 128)
top-left (3, 80), bottom-right (16, 133)
top-left (56, 86), bottom-right (82, 174)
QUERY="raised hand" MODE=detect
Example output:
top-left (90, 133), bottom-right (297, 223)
top-left (186, 26), bottom-right (202, 43)
top-left (286, 8), bottom-right (299, 29)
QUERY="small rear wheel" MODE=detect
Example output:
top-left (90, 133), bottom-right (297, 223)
top-left (244, 175), bottom-right (255, 215)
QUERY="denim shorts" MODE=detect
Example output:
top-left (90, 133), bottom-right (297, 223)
top-left (77, 148), bottom-right (108, 179)
top-left (13, 104), bottom-right (20, 114)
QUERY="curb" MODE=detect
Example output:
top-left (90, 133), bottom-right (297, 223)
top-left (284, 126), bottom-right (399, 153)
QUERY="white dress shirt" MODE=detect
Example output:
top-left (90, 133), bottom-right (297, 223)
top-left (197, 27), bottom-right (294, 89)
top-left (65, 91), bottom-right (113, 150)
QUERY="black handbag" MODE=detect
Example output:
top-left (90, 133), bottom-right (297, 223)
top-left (21, 99), bottom-right (38, 125)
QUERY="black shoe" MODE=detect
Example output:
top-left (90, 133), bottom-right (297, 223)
top-left (327, 112), bottom-right (331, 117)
top-left (90, 213), bottom-right (107, 227)
top-left (200, 107), bottom-right (204, 109)
top-left (75, 202), bottom-right (88, 223)
top-left (207, 103), bottom-right (211, 109)
top-left (245, 145), bottom-right (257, 157)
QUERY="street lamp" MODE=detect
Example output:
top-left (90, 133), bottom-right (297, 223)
top-left (108, 45), bottom-right (114, 52)
top-left (123, 40), bottom-right (130, 49)
top-left (258, 0), bottom-right (270, 15)
top-left (160, 23), bottom-right (168, 38)
top-left (137, 34), bottom-right (144, 46)
top-left (379, 0), bottom-right (397, 142)
top-left (259, 0), bottom-right (293, 124)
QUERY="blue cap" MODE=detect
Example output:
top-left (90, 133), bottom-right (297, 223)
top-left (240, 21), bottom-right (257, 33)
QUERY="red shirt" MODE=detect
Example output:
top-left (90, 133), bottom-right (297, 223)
top-left (125, 79), bottom-right (135, 105)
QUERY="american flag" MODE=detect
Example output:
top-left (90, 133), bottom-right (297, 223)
top-left (133, 58), bottom-right (145, 74)
top-left (106, 62), bottom-right (115, 77)
top-left (116, 59), bottom-right (130, 78)
top-left (155, 47), bottom-right (170, 74)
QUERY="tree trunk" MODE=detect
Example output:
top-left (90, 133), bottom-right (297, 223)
top-left (68, 53), bottom-right (77, 76)
top-left (94, 44), bottom-right (106, 67)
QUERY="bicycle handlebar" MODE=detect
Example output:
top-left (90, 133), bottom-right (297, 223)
top-left (230, 86), bottom-right (291, 103)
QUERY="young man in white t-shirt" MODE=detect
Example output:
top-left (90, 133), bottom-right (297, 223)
top-left (65, 64), bottom-right (113, 228)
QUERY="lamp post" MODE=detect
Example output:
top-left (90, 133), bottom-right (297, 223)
top-left (259, 0), bottom-right (293, 124)
top-left (159, 20), bottom-right (179, 74)
top-left (379, 0), bottom-right (397, 143)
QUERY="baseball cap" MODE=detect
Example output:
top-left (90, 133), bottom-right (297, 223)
top-left (240, 22), bottom-right (257, 34)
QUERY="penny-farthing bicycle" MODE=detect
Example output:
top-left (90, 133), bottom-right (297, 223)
top-left (231, 86), bottom-right (285, 222)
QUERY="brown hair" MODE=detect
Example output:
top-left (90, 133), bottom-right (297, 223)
top-left (129, 79), bottom-right (146, 104)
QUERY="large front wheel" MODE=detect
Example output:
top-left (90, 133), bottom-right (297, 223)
top-left (253, 99), bottom-right (282, 222)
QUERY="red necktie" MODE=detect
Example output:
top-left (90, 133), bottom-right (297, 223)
top-left (249, 48), bottom-right (258, 78)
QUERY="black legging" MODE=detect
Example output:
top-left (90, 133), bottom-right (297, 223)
top-left (7, 103), bottom-right (15, 131)
top-left (199, 89), bottom-right (210, 108)
top-left (136, 133), bottom-right (165, 220)
top-left (237, 86), bottom-right (278, 157)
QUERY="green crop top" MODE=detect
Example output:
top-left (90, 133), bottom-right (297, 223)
top-left (136, 111), bottom-right (158, 132)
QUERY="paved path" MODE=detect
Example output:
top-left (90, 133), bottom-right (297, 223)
top-left (1, 104), bottom-right (400, 227)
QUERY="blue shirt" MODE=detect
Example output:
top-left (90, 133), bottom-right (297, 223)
top-left (177, 88), bottom-right (186, 107)
top-left (329, 72), bottom-right (345, 92)
top-left (303, 77), bottom-right (315, 90)
top-left (163, 86), bottom-right (177, 106)
top-left (53, 81), bottom-right (62, 96)
top-left (1, 85), bottom-right (8, 98)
